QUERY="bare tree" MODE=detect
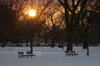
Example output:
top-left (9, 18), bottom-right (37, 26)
top-left (0, 0), bottom-right (19, 47)
top-left (0, 7), bottom-right (16, 47)
top-left (44, 3), bottom-right (65, 48)
top-left (58, 0), bottom-right (88, 52)
top-left (78, 0), bottom-right (100, 49)
top-left (20, 0), bottom-right (54, 54)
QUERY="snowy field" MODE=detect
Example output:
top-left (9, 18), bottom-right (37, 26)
top-left (0, 47), bottom-right (100, 66)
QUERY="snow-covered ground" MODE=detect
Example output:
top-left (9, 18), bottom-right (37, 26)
top-left (0, 47), bottom-right (100, 66)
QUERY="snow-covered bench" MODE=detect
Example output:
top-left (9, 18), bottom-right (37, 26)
top-left (18, 52), bottom-right (36, 59)
top-left (26, 51), bottom-right (36, 58)
top-left (65, 51), bottom-right (78, 56)
top-left (18, 52), bottom-right (26, 58)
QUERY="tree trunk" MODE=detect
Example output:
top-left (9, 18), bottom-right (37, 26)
top-left (45, 38), bottom-right (47, 44)
top-left (51, 33), bottom-right (55, 48)
top-left (89, 35), bottom-right (92, 46)
top-left (74, 38), bottom-right (78, 46)
top-left (37, 32), bottom-right (40, 42)
top-left (44, 29), bottom-right (47, 44)
top-left (51, 31), bottom-right (55, 48)
top-left (2, 42), bottom-right (6, 47)
top-left (30, 37), bottom-right (33, 54)
top-left (2, 35), bottom-right (6, 47)
top-left (83, 34), bottom-right (87, 49)
top-left (66, 31), bottom-right (73, 52)
top-left (26, 39), bottom-right (29, 47)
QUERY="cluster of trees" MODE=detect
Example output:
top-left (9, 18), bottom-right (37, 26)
top-left (0, 0), bottom-right (100, 53)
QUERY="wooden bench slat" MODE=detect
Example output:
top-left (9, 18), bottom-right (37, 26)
top-left (65, 51), bottom-right (79, 56)
top-left (18, 52), bottom-right (36, 58)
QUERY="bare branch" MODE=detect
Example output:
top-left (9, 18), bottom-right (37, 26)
top-left (0, 0), bottom-right (19, 7)
top-left (56, 16), bottom-right (65, 29)
top-left (36, 0), bottom-right (53, 20)
top-left (58, 0), bottom-right (65, 6)
top-left (75, 0), bottom-right (81, 10)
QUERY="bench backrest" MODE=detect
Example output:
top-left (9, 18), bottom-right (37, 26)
top-left (18, 52), bottom-right (24, 56)
top-left (26, 51), bottom-right (32, 55)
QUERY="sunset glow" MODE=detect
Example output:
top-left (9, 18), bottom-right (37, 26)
top-left (29, 10), bottom-right (36, 16)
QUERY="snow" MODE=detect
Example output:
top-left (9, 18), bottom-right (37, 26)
top-left (0, 47), bottom-right (100, 66)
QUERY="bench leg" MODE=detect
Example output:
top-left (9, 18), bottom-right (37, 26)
top-left (19, 56), bottom-right (20, 59)
top-left (19, 56), bottom-right (25, 59)
top-left (26, 55), bottom-right (29, 58)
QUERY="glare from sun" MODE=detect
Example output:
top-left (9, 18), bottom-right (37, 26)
top-left (29, 10), bottom-right (36, 16)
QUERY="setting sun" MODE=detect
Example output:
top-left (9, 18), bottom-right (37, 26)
top-left (29, 10), bottom-right (36, 16)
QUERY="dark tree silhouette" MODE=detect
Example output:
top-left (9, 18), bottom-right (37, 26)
top-left (58, 0), bottom-right (88, 52)
top-left (78, 0), bottom-right (100, 49)
top-left (44, 4), bottom-right (64, 48)
top-left (0, 7), bottom-right (16, 47)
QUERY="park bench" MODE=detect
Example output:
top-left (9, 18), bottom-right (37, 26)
top-left (18, 51), bottom-right (36, 59)
top-left (26, 51), bottom-right (36, 58)
top-left (18, 52), bottom-right (26, 58)
top-left (65, 51), bottom-right (78, 56)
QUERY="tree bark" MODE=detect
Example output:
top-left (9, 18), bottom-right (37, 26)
top-left (83, 34), bottom-right (87, 49)
top-left (66, 31), bottom-right (73, 52)
top-left (51, 31), bottom-right (55, 48)
top-left (30, 37), bottom-right (33, 54)
top-left (2, 33), bottom-right (6, 47)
